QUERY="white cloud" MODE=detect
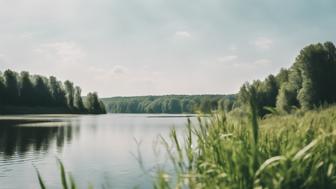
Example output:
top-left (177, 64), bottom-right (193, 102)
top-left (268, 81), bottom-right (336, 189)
top-left (228, 45), bottom-right (238, 51)
top-left (253, 37), bottom-right (273, 50)
top-left (34, 41), bottom-right (85, 65)
top-left (19, 32), bottom-right (34, 40)
top-left (112, 65), bottom-right (127, 75)
top-left (88, 65), bottom-right (128, 81)
top-left (254, 59), bottom-right (271, 66)
top-left (175, 31), bottom-right (192, 38)
top-left (217, 55), bottom-right (238, 63)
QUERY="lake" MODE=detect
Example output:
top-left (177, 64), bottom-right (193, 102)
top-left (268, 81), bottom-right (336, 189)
top-left (0, 114), bottom-right (196, 189)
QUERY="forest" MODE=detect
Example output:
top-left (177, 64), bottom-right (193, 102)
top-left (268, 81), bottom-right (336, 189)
top-left (102, 42), bottom-right (336, 116)
top-left (101, 95), bottom-right (236, 114)
top-left (233, 41), bottom-right (336, 116)
top-left (0, 70), bottom-right (106, 114)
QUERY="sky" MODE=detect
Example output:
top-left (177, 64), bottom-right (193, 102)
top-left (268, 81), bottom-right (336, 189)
top-left (0, 0), bottom-right (335, 97)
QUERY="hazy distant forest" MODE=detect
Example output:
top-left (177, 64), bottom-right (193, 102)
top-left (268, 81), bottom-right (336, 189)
top-left (103, 42), bottom-right (336, 115)
top-left (102, 95), bottom-right (236, 114)
top-left (0, 70), bottom-right (106, 114)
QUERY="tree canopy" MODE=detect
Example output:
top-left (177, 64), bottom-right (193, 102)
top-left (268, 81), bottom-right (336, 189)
top-left (236, 41), bottom-right (336, 116)
top-left (101, 95), bottom-right (235, 114)
top-left (0, 69), bottom-right (106, 114)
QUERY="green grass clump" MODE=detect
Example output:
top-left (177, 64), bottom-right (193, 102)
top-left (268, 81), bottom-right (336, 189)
top-left (153, 106), bottom-right (336, 189)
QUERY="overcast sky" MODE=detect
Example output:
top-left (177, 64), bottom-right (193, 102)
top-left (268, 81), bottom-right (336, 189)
top-left (0, 0), bottom-right (335, 97)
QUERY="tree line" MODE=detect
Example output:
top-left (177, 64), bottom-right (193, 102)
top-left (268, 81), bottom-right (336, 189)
top-left (237, 41), bottom-right (336, 116)
top-left (101, 95), bottom-right (236, 114)
top-left (0, 69), bottom-right (106, 114)
top-left (82, 41), bottom-right (336, 116)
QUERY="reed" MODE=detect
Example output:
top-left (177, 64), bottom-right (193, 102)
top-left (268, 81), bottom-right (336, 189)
top-left (153, 105), bottom-right (336, 189)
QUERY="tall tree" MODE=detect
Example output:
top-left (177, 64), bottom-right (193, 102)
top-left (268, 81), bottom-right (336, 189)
top-left (85, 92), bottom-right (105, 114)
top-left (33, 75), bottom-right (51, 106)
top-left (19, 71), bottom-right (34, 106)
top-left (64, 80), bottom-right (75, 109)
top-left (295, 42), bottom-right (336, 109)
top-left (263, 75), bottom-right (279, 107)
top-left (74, 86), bottom-right (85, 112)
top-left (49, 76), bottom-right (67, 106)
top-left (0, 73), bottom-right (5, 105)
top-left (3, 69), bottom-right (19, 105)
top-left (276, 83), bottom-right (298, 113)
top-left (275, 68), bottom-right (289, 85)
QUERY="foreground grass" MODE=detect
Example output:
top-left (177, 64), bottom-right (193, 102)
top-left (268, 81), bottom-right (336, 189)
top-left (153, 106), bottom-right (336, 189)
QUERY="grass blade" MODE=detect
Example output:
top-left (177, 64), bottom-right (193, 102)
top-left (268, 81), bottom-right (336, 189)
top-left (35, 167), bottom-right (47, 189)
top-left (57, 158), bottom-right (69, 189)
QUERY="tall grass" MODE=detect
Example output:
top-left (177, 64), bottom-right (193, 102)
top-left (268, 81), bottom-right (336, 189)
top-left (153, 105), bottom-right (336, 188)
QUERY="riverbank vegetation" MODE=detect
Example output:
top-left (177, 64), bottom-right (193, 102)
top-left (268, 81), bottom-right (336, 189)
top-left (0, 69), bottom-right (106, 114)
top-left (152, 42), bottom-right (336, 189)
top-left (154, 103), bottom-right (336, 189)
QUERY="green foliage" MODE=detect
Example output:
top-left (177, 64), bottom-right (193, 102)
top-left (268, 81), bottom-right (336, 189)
top-left (49, 76), bottom-right (67, 107)
top-left (236, 41), bottom-right (336, 116)
top-left (225, 100), bottom-right (235, 112)
top-left (167, 98), bottom-right (182, 113)
top-left (296, 42), bottom-right (336, 109)
top-left (275, 68), bottom-right (289, 85)
top-left (153, 106), bottom-right (336, 189)
top-left (237, 75), bottom-right (279, 117)
top-left (0, 69), bottom-right (105, 114)
top-left (19, 71), bottom-right (34, 105)
top-left (199, 98), bottom-right (212, 113)
top-left (33, 75), bottom-right (52, 106)
top-left (74, 86), bottom-right (85, 112)
top-left (85, 92), bottom-right (106, 114)
top-left (64, 80), bottom-right (75, 109)
top-left (3, 69), bottom-right (19, 105)
top-left (101, 95), bottom-right (236, 114)
top-left (276, 84), bottom-right (298, 113)
top-left (0, 73), bottom-right (5, 105)
top-left (35, 167), bottom-right (47, 189)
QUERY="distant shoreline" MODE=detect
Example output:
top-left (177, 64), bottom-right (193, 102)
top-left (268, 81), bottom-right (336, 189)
top-left (0, 106), bottom-right (72, 115)
top-left (0, 114), bottom-right (78, 126)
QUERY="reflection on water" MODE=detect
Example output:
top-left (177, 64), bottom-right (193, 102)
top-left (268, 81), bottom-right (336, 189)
top-left (0, 122), bottom-right (79, 159)
top-left (0, 114), bottom-right (193, 189)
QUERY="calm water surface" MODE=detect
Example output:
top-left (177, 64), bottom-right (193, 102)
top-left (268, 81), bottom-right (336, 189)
top-left (0, 114), bottom-right (196, 189)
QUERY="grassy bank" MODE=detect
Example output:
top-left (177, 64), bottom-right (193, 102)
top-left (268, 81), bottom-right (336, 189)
top-left (153, 106), bottom-right (336, 189)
